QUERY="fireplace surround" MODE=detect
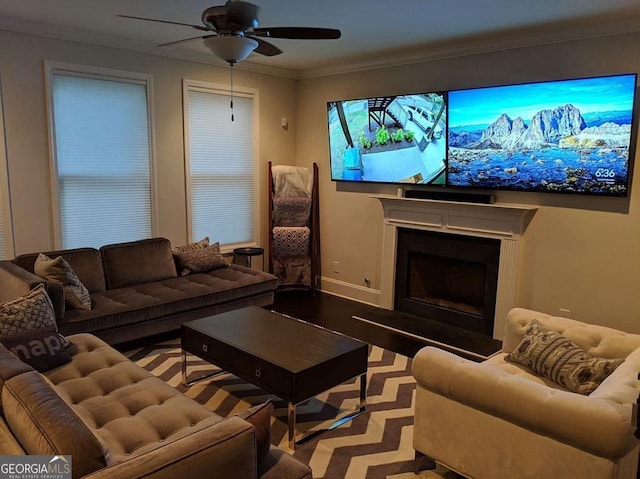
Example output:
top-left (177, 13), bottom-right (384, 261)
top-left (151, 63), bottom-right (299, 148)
top-left (373, 194), bottom-right (537, 339)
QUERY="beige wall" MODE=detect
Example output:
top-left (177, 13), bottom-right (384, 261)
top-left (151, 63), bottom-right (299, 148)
top-left (3, 27), bottom-right (640, 333)
top-left (296, 31), bottom-right (640, 333)
top-left (0, 29), bottom-right (298, 255)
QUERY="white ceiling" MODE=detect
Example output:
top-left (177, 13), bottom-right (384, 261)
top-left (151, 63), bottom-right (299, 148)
top-left (1, 0), bottom-right (640, 77)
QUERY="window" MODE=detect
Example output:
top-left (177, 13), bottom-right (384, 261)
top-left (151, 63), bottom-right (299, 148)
top-left (183, 80), bottom-right (258, 249)
top-left (46, 63), bottom-right (155, 249)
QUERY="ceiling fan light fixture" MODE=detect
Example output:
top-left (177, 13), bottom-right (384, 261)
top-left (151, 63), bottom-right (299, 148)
top-left (203, 35), bottom-right (258, 64)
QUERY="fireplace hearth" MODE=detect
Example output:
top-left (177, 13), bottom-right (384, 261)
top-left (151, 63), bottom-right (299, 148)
top-left (394, 229), bottom-right (499, 336)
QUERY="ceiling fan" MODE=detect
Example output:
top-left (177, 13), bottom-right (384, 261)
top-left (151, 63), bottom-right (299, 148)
top-left (117, 0), bottom-right (342, 65)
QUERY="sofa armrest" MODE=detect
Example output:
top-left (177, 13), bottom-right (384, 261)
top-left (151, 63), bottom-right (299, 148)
top-left (413, 346), bottom-right (638, 459)
top-left (0, 261), bottom-right (44, 303)
top-left (0, 261), bottom-right (65, 319)
top-left (83, 416), bottom-right (257, 479)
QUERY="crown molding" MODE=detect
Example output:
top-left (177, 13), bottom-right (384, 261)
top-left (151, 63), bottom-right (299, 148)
top-left (2, 12), bottom-right (640, 81)
top-left (299, 12), bottom-right (640, 79)
top-left (0, 16), bottom-right (298, 79)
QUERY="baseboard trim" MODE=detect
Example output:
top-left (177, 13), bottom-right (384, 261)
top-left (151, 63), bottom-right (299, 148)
top-left (318, 276), bottom-right (381, 307)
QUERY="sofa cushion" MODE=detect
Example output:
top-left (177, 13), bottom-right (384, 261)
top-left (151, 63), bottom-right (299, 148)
top-left (44, 333), bottom-right (221, 463)
top-left (56, 265), bottom-right (277, 336)
top-left (34, 254), bottom-right (92, 310)
top-left (2, 368), bottom-right (108, 477)
top-left (1, 329), bottom-right (76, 372)
top-left (101, 238), bottom-right (177, 290)
top-left (14, 248), bottom-right (106, 293)
top-left (0, 284), bottom-right (57, 337)
top-left (507, 319), bottom-right (624, 395)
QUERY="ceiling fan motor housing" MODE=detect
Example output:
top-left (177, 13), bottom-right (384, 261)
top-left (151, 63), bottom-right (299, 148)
top-left (202, 3), bottom-right (259, 33)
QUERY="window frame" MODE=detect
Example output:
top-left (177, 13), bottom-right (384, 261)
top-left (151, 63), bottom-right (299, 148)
top-left (43, 60), bottom-right (158, 249)
top-left (0, 75), bottom-right (15, 259)
top-left (182, 79), bottom-right (260, 253)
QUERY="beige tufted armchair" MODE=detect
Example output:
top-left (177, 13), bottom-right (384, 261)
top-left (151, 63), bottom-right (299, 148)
top-left (412, 308), bottom-right (640, 479)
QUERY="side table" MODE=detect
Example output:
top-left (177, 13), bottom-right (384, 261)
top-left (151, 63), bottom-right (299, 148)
top-left (233, 246), bottom-right (265, 270)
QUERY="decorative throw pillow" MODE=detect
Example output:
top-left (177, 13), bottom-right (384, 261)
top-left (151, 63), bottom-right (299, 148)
top-left (174, 243), bottom-right (228, 276)
top-left (237, 400), bottom-right (273, 466)
top-left (1, 329), bottom-right (76, 372)
top-left (34, 254), bottom-right (91, 310)
top-left (0, 284), bottom-right (57, 337)
top-left (172, 236), bottom-right (210, 253)
top-left (507, 319), bottom-right (624, 395)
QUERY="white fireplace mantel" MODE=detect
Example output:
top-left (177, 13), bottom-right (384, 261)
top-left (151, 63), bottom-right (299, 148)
top-left (372, 194), bottom-right (538, 339)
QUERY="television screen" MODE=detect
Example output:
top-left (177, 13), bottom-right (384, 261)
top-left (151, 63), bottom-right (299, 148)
top-left (447, 74), bottom-right (638, 196)
top-left (328, 93), bottom-right (447, 185)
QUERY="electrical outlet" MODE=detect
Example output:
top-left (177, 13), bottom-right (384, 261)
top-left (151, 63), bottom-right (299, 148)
top-left (559, 308), bottom-right (570, 318)
top-left (332, 261), bottom-right (340, 273)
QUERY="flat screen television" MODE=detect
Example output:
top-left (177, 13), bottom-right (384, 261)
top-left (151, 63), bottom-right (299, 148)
top-left (327, 93), bottom-right (447, 185)
top-left (447, 73), bottom-right (638, 196)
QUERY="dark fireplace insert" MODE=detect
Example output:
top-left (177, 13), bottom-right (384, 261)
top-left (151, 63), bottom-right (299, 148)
top-left (394, 228), bottom-right (500, 336)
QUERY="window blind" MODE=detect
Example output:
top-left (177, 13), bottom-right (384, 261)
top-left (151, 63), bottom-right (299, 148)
top-left (186, 88), bottom-right (255, 246)
top-left (51, 74), bottom-right (152, 249)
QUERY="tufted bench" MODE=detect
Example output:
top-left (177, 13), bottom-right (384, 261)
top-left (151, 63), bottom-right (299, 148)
top-left (412, 308), bottom-right (640, 479)
top-left (0, 333), bottom-right (311, 479)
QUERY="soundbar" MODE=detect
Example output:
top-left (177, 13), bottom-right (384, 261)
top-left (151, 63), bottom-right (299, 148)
top-left (404, 190), bottom-right (495, 204)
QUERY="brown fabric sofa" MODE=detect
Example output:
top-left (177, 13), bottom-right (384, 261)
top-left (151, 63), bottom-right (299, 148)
top-left (0, 237), bottom-right (278, 345)
top-left (0, 333), bottom-right (311, 479)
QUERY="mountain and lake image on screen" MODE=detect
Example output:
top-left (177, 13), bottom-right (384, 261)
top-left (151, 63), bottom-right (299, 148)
top-left (447, 74), bottom-right (637, 196)
top-left (328, 93), bottom-right (447, 184)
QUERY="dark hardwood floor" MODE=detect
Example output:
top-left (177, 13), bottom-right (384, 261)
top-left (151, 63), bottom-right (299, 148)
top-left (118, 289), bottom-right (501, 361)
top-left (271, 290), bottom-right (502, 360)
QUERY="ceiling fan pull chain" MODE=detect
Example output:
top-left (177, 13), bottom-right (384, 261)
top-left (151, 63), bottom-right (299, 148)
top-left (230, 63), bottom-right (235, 122)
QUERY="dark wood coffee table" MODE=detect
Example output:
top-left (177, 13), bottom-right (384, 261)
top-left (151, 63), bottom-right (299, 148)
top-left (181, 306), bottom-right (368, 449)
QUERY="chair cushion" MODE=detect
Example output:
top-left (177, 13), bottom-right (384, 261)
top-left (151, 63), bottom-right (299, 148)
top-left (507, 319), bottom-right (624, 395)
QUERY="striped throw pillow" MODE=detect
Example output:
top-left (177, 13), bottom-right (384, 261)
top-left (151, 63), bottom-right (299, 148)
top-left (507, 319), bottom-right (623, 395)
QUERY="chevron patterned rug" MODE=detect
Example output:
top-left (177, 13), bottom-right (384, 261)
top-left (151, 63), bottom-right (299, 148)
top-left (125, 340), bottom-right (456, 479)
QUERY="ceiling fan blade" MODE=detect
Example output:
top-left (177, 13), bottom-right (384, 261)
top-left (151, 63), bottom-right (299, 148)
top-left (249, 37), bottom-right (282, 57)
top-left (158, 34), bottom-right (214, 48)
top-left (252, 27), bottom-right (341, 40)
top-left (116, 14), bottom-right (210, 32)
